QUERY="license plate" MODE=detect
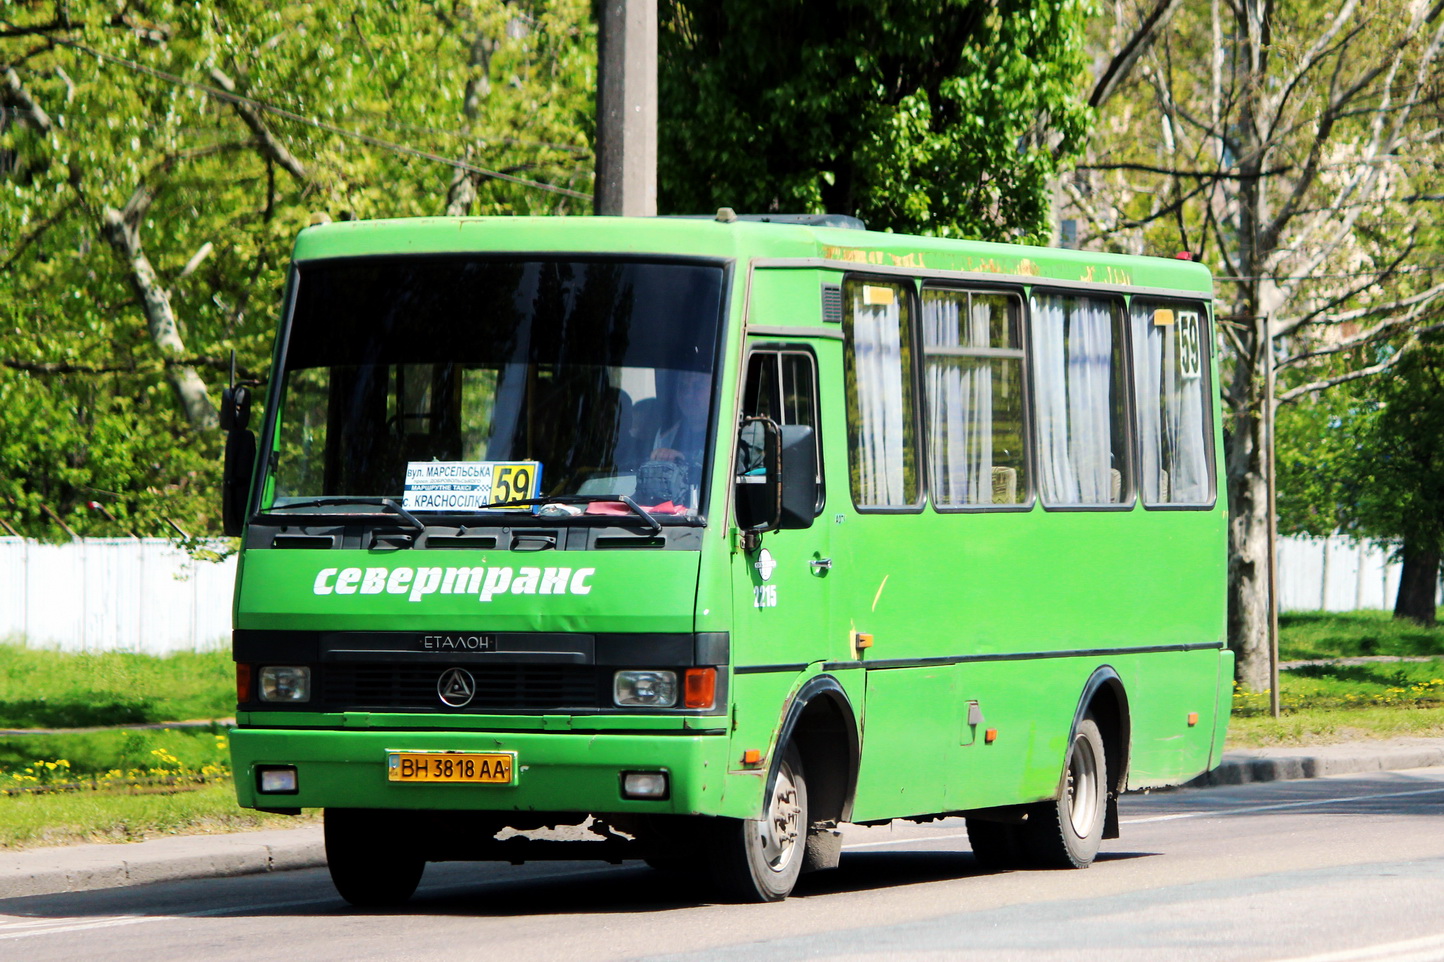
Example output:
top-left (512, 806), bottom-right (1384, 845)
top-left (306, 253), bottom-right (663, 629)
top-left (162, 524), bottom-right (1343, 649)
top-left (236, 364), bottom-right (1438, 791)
top-left (387, 751), bottom-right (515, 784)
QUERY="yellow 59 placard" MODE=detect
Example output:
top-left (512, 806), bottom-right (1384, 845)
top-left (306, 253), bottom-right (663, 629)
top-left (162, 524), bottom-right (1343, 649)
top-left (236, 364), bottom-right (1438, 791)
top-left (489, 462), bottom-right (541, 508)
top-left (402, 461), bottom-right (543, 511)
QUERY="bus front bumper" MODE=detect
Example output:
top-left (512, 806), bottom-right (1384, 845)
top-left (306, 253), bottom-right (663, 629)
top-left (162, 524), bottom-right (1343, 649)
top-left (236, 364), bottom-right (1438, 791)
top-left (230, 726), bottom-right (737, 817)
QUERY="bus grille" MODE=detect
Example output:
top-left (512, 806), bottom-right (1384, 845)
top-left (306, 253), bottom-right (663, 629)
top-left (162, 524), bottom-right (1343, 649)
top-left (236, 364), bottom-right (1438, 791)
top-left (322, 664), bottom-right (602, 712)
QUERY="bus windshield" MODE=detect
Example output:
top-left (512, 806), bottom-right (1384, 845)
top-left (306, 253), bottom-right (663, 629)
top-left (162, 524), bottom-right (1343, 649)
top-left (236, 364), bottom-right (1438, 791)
top-left (266, 256), bottom-right (726, 519)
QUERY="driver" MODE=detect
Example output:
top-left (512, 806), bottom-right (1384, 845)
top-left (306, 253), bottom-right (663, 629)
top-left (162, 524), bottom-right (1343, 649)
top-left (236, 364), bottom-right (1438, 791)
top-left (649, 369), bottom-right (711, 467)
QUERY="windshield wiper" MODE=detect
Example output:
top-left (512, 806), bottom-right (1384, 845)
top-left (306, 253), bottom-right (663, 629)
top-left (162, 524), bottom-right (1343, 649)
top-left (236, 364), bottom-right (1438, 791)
top-left (264, 497), bottom-right (425, 534)
top-left (488, 494), bottom-right (664, 535)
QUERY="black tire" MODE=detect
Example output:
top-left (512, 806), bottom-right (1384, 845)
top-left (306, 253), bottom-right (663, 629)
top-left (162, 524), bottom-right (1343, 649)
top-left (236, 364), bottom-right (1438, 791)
top-left (707, 744), bottom-right (809, 902)
top-left (324, 809), bottom-right (426, 907)
top-left (965, 818), bottom-right (1024, 872)
top-left (1019, 715), bottom-right (1108, 869)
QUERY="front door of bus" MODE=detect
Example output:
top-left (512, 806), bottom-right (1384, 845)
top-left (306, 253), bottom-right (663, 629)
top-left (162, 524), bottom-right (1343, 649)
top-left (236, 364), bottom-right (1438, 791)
top-left (730, 346), bottom-right (841, 713)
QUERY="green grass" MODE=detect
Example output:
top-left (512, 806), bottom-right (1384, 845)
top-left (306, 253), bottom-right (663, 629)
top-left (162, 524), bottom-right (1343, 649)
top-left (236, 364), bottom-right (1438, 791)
top-left (1278, 610), bottom-right (1444, 660)
top-left (0, 642), bottom-right (284, 850)
top-left (0, 782), bottom-right (315, 849)
top-left (0, 727), bottom-right (232, 785)
top-left (1229, 705), bottom-right (1444, 747)
top-left (0, 643), bottom-right (233, 727)
top-left (1230, 609), bottom-right (1444, 747)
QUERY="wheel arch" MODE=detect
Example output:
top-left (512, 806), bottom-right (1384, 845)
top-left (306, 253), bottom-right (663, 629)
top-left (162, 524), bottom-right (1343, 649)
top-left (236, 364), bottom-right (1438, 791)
top-left (773, 673), bottom-right (861, 825)
top-left (1070, 666), bottom-right (1131, 840)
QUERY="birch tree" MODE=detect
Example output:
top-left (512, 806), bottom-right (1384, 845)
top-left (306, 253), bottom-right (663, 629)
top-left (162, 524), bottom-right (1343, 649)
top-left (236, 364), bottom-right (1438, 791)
top-left (0, 0), bottom-right (594, 538)
top-left (1064, 0), bottom-right (1444, 689)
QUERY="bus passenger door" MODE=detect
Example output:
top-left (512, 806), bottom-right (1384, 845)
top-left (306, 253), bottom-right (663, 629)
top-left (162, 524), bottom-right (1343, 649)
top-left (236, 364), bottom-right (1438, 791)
top-left (729, 347), bottom-right (841, 746)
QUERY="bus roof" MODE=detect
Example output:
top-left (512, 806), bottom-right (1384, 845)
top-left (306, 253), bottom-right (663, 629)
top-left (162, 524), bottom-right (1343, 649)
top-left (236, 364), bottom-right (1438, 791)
top-left (291, 216), bottom-right (1214, 295)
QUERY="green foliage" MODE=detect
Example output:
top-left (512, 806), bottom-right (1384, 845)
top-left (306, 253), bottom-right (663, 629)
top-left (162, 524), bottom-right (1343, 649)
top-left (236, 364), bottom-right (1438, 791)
top-left (1277, 338), bottom-right (1444, 557)
top-left (1275, 381), bottom-right (1371, 538)
top-left (1336, 342), bottom-right (1444, 551)
top-left (1, 1), bottom-right (595, 539)
top-left (0, 644), bottom-right (234, 726)
top-left (657, 0), bottom-right (1093, 240)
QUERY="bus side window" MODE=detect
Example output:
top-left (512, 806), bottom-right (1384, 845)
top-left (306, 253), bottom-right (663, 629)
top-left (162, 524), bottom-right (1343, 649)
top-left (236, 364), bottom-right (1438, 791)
top-left (1130, 300), bottom-right (1214, 506)
top-left (842, 279), bottom-right (920, 508)
top-left (921, 288), bottom-right (1029, 507)
top-left (1029, 292), bottom-right (1131, 506)
top-left (739, 349), bottom-right (824, 516)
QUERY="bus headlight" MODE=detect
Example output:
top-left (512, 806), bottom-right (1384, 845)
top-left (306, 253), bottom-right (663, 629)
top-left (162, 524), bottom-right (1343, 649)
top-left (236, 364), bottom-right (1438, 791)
top-left (614, 670), bottom-right (677, 708)
top-left (258, 666), bottom-right (312, 703)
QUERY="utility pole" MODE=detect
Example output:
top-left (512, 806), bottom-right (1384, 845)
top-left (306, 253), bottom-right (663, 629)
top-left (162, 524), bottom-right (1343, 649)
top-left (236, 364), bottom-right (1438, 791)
top-left (1262, 313), bottom-right (1281, 720)
top-left (594, 0), bottom-right (657, 216)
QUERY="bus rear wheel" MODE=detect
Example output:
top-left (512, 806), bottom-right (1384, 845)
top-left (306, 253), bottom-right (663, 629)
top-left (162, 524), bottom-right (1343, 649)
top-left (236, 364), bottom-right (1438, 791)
top-left (324, 809), bottom-right (426, 907)
top-left (707, 744), bottom-right (809, 902)
top-left (1020, 715), bottom-right (1108, 869)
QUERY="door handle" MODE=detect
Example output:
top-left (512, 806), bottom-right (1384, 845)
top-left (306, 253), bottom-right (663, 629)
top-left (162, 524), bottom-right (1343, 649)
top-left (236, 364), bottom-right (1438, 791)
top-left (809, 557), bottom-right (833, 572)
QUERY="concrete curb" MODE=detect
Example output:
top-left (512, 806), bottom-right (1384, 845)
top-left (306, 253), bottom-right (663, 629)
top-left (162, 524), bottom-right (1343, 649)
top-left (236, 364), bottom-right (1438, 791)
top-left (0, 825), bottom-right (325, 899)
top-left (3, 738), bottom-right (1443, 900)
top-left (1189, 737), bottom-right (1444, 788)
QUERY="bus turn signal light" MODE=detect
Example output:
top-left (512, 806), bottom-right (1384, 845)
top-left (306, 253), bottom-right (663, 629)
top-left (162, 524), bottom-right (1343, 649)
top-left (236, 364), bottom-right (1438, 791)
top-left (1188, 712), bottom-right (1199, 727)
top-left (984, 728), bottom-right (998, 744)
top-left (741, 749), bottom-right (762, 766)
top-left (683, 668), bottom-right (716, 709)
top-left (236, 663), bottom-right (252, 703)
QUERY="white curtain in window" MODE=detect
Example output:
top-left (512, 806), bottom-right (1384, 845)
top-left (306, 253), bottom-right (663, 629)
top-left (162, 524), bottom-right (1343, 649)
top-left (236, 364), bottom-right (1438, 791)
top-left (1033, 295), bottom-right (1115, 504)
top-left (1133, 308), bottom-right (1166, 503)
top-left (963, 299), bottom-right (994, 502)
top-left (1132, 306), bottom-right (1209, 503)
top-left (853, 298), bottom-right (909, 504)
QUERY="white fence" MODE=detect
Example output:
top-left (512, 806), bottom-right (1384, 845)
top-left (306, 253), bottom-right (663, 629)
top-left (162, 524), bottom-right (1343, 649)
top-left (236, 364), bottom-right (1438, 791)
top-left (0, 533), bottom-right (1424, 653)
top-left (0, 538), bottom-right (234, 653)
top-left (1277, 535), bottom-right (1421, 613)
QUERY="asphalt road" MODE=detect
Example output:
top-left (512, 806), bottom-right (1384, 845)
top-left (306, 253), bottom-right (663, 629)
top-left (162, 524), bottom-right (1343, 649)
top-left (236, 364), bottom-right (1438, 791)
top-left (2, 768), bottom-right (1443, 962)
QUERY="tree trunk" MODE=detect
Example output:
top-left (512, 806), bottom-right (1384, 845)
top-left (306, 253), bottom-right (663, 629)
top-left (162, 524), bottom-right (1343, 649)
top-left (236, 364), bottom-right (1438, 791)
top-left (100, 204), bottom-right (218, 430)
top-left (1393, 542), bottom-right (1440, 626)
top-left (1227, 403), bottom-right (1272, 692)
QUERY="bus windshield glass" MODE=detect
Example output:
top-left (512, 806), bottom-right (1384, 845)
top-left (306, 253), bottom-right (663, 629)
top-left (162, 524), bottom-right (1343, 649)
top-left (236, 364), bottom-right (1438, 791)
top-left (266, 256), bottom-right (726, 519)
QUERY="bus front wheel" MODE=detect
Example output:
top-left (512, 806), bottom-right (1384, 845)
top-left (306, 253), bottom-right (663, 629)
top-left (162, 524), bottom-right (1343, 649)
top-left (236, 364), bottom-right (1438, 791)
top-left (1020, 715), bottom-right (1108, 869)
top-left (707, 744), bottom-right (809, 902)
top-left (324, 809), bottom-right (426, 907)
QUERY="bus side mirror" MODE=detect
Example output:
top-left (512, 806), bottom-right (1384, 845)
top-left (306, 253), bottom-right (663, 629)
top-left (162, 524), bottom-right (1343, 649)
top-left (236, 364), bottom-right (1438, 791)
top-left (735, 417), bottom-right (782, 545)
top-left (735, 419), bottom-right (819, 547)
top-left (778, 424), bottom-right (817, 530)
top-left (221, 385), bottom-right (256, 537)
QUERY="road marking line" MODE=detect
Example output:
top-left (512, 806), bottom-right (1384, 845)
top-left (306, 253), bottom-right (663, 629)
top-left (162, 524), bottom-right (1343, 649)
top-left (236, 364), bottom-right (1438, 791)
top-left (1263, 931), bottom-right (1444, 962)
top-left (0, 865), bottom-right (629, 941)
top-left (0, 897), bottom-right (336, 941)
top-left (844, 833), bottom-right (966, 850)
top-left (1122, 786), bottom-right (1444, 824)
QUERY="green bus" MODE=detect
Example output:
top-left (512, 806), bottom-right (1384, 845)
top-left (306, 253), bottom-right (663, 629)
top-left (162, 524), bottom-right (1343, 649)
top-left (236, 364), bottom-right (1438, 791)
top-left (221, 212), bottom-right (1230, 905)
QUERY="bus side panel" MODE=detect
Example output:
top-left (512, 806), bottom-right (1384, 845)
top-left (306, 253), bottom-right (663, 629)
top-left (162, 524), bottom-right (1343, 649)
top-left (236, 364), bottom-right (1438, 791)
top-left (850, 665), bottom-right (957, 819)
top-left (725, 669), bottom-right (801, 781)
top-left (946, 659), bottom-right (1088, 811)
top-left (1118, 648), bottom-right (1228, 789)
